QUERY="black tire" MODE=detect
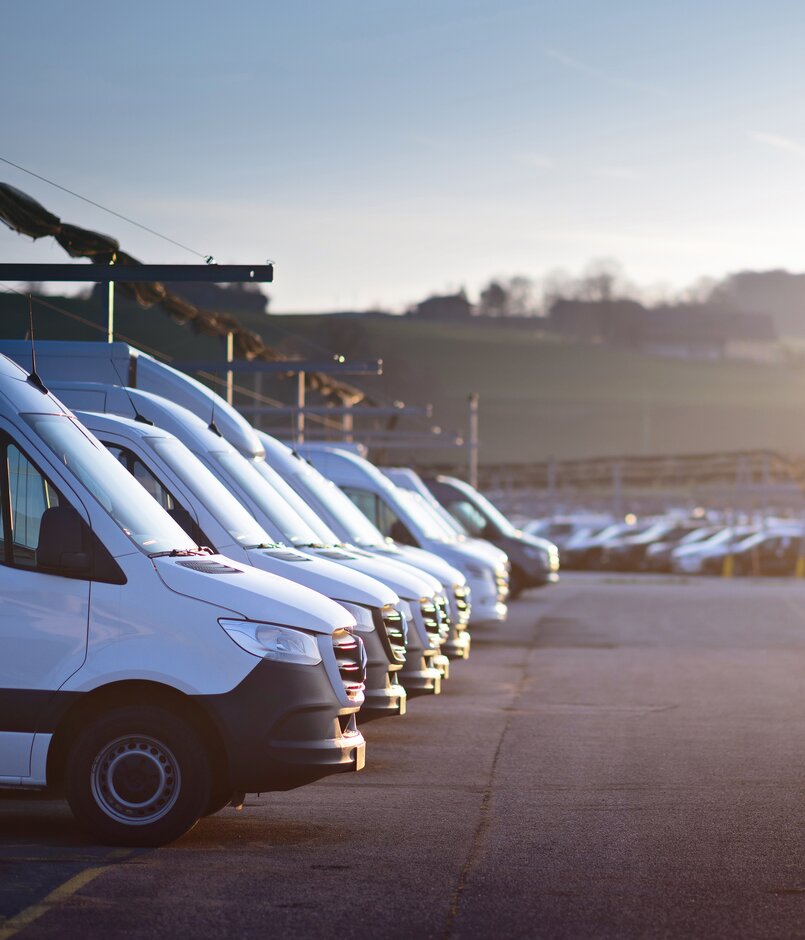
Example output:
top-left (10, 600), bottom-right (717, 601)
top-left (203, 784), bottom-right (236, 817)
top-left (64, 705), bottom-right (211, 847)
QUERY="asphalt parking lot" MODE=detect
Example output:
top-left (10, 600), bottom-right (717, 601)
top-left (3, 572), bottom-right (805, 939)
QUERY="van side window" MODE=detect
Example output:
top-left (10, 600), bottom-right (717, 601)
top-left (0, 438), bottom-right (126, 583)
top-left (342, 487), bottom-right (380, 529)
top-left (7, 444), bottom-right (62, 568)
top-left (446, 499), bottom-right (486, 537)
top-left (376, 499), bottom-right (404, 539)
top-left (104, 443), bottom-right (211, 550)
top-left (341, 487), bottom-right (411, 541)
top-left (106, 445), bottom-right (176, 511)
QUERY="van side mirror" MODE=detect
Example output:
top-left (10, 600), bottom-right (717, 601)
top-left (37, 505), bottom-right (91, 573)
top-left (390, 519), bottom-right (417, 546)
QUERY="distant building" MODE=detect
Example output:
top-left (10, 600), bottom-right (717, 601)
top-left (412, 291), bottom-right (473, 320)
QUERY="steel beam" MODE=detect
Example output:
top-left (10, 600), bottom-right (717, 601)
top-left (240, 404), bottom-right (432, 417)
top-left (175, 358), bottom-right (383, 375)
top-left (0, 263), bottom-right (274, 283)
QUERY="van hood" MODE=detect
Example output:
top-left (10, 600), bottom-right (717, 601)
top-left (247, 545), bottom-right (398, 608)
top-left (153, 553), bottom-right (354, 635)
top-left (460, 538), bottom-right (509, 567)
top-left (306, 547), bottom-right (439, 601)
top-left (436, 542), bottom-right (504, 573)
top-left (370, 543), bottom-right (467, 589)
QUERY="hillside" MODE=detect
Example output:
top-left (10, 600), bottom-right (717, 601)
top-left (259, 314), bottom-right (805, 465)
top-left (3, 292), bottom-right (805, 467)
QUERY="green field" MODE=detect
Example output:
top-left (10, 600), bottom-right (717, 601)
top-left (3, 293), bottom-right (805, 467)
top-left (262, 314), bottom-right (805, 466)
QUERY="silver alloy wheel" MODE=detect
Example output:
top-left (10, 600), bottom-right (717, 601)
top-left (90, 734), bottom-right (181, 826)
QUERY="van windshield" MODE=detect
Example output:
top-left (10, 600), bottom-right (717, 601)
top-left (457, 486), bottom-right (517, 536)
top-left (250, 459), bottom-right (340, 543)
top-left (148, 437), bottom-right (274, 549)
top-left (396, 489), bottom-right (457, 542)
top-left (25, 413), bottom-right (197, 555)
top-left (267, 459), bottom-right (386, 547)
top-left (212, 450), bottom-right (324, 546)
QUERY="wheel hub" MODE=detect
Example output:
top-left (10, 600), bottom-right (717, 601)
top-left (91, 735), bottom-right (181, 825)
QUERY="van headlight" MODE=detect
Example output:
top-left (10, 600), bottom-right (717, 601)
top-left (219, 619), bottom-right (322, 665)
top-left (335, 602), bottom-right (376, 633)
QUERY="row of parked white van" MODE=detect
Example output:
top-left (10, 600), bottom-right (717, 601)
top-left (0, 341), bottom-right (518, 847)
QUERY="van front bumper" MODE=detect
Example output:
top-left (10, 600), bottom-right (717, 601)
top-left (442, 626), bottom-right (471, 660)
top-left (361, 627), bottom-right (407, 720)
top-left (400, 648), bottom-right (442, 696)
top-left (197, 659), bottom-right (365, 793)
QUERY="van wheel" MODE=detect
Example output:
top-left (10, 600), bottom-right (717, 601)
top-left (65, 705), bottom-right (211, 847)
top-left (203, 783), bottom-right (236, 817)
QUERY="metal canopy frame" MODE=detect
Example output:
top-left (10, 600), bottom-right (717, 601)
top-left (0, 263), bottom-right (274, 283)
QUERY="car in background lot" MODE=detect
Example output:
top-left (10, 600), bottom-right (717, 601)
top-left (599, 519), bottom-right (705, 572)
top-left (420, 474), bottom-right (559, 597)
top-left (524, 515), bottom-right (613, 551)
top-left (699, 527), bottom-right (804, 576)
top-left (670, 526), bottom-right (756, 574)
top-left (560, 521), bottom-right (650, 570)
top-left (644, 526), bottom-right (722, 572)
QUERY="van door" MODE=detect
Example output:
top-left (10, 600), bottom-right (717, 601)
top-left (0, 437), bottom-right (90, 778)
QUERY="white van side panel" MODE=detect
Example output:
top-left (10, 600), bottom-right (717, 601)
top-left (0, 732), bottom-right (33, 778)
top-left (28, 734), bottom-right (50, 785)
top-left (66, 577), bottom-right (257, 696)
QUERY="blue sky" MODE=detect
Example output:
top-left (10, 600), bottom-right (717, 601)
top-left (3, 1), bottom-right (805, 310)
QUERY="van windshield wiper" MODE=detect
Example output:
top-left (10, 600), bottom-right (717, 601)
top-left (148, 548), bottom-right (206, 559)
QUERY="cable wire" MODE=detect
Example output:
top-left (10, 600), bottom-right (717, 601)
top-left (0, 155), bottom-right (210, 260)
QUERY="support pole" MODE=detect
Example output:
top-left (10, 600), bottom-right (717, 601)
top-left (343, 400), bottom-right (354, 443)
top-left (107, 280), bottom-right (115, 343)
top-left (468, 392), bottom-right (479, 489)
top-left (225, 331), bottom-right (234, 406)
top-left (297, 371), bottom-right (306, 444)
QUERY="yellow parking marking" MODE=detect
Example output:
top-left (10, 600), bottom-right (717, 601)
top-left (0, 850), bottom-right (132, 939)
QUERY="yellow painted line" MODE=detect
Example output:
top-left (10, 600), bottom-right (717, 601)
top-left (0, 851), bottom-right (132, 940)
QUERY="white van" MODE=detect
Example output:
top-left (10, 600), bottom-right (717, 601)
top-left (0, 343), bottom-right (451, 691)
top-left (299, 446), bottom-right (510, 624)
top-left (45, 381), bottom-right (447, 698)
top-left (0, 354), bottom-right (366, 846)
top-left (256, 432), bottom-right (472, 659)
top-left (71, 408), bottom-right (408, 719)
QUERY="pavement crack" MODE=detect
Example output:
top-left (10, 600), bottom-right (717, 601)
top-left (441, 591), bottom-right (579, 940)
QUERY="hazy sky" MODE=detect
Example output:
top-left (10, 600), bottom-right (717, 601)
top-left (3, 1), bottom-right (805, 311)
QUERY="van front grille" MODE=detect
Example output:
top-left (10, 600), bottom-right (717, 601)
top-left (381, 607), bottom-right (407, 663)
top-left (434, 595), bottom-right (451, 640)
top-left (420, 599), bottom-right (442, 645)
top-left (332, 629), bottom-right (366, 701)
top-left (454, 584), bottom-right (471, 624)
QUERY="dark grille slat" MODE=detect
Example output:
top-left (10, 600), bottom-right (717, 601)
top-left (420, 600), bottom-right (442, 645)
top-left (332, 629), bottom-right (366, 700)
top-left (381, 608), bottom-right (407, 662)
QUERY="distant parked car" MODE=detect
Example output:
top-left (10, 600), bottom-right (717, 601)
top-left (561, 521), bottom-right (651, 570)
top-left (700, 528), bottom-right (804, 576)
top-left (524, 515), bottom-right (613, 551)
top-left (599, 519), bottom-right (705, 572)
top-left (644, 526), bottom-right (721, 572)
top-left (670, 526), bottom-right (756, 574)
